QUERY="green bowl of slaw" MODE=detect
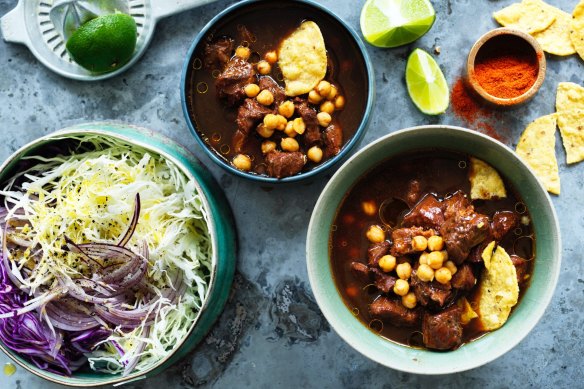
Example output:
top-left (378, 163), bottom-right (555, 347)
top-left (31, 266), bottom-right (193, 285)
top-left (0, 122), bottom-right (237, 386)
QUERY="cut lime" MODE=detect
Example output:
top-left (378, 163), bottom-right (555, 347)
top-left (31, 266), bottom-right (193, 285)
top-left (360, 0), bottom-right (436, 48)
top-left (66, 13), bottom-right (137, 73)
top-left (405, 49), bottom-right (449, 115)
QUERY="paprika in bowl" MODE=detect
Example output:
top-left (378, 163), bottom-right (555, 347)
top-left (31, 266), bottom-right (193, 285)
top-left (466, 28), bottom-right (546, 107)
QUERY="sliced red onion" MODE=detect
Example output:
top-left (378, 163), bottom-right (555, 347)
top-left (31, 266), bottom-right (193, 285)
top-left (45, 303), bottom-right (100, 332)
top-left (118, 193), bottom-right (140, 248)
top-left (122, 326), bottom-right (150, 376)
top-left (64, 236), bottom-right (104, 272)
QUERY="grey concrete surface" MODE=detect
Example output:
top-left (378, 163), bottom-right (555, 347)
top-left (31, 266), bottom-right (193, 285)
top-left (0, 0), bottom-right (582, 388)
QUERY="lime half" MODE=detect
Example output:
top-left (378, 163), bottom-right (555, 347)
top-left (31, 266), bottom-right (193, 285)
top-left (405, 49), bottom-right (449, 115)
top-left (360, 0), bottom-right (436, 48)
top-left (66, 13), bottom-right (137, 73)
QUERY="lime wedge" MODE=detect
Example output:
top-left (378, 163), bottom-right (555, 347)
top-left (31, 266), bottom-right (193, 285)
top-left (405, 48), bottom-right (449, 115)
top-left (360, 0), bottom-right (436, 48)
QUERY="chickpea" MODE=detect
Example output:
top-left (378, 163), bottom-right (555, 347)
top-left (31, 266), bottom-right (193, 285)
top-left (278, 101), bottom-right (295, 118)
top-left (263, 113), bottom-right (279, 130)
top-left (417, 264), bottom-right (435, 282)
top-left (361, 200), bottom-right (377, 216)
top-left (396, 262), bottom-right (412, 280)
top-left (257, 60), bottom-right (271, 75)
top-left (293, 117), bottom-right (306, 135)
top-left (261, 140), bottom-right (277, 154)
top-left (235, 46), bottom-right (251, 60)
top-left (284, 121), bottom-right (297, 137)
top-left (334, 95), bottom-right (346, 110)
top-left (419, 252), bottom-right (429, 265)
top-left (276, 115), bottom-right (287, 130)
top-left (256, 124), bottom-right (274, 138)
top-left (307, 146), bottom-right (323, 163)
top-left (232, 154), bottom-right (251, 171)
top-left (394, 279), bottom-right (410, 296)
top-left (317, 80), bottom-right (332, 97)
top-left (265, 50), bottom-right (278, 64)
top-left (435, 267), bottom-right (453, 285)
top-left (427, 235), bottom-right (444, 252)
top-left (327, 85), bottom-right (338, 101)
top-left (281, 137), bottom-right (299, 152)
top-left (379, 255), bottom-right (396, 273)
top-left (441, 250), bottom-right (449, 261)
top-left (320, 101), bottom-right (335, 115)
top-left (445, 260), bottom-right (458, 275)
top-left (317, 112), bottom-right (332, 127)
top-left (402, 292), bottom-right (417, 309)
top-left (308, 90), bottom-right (324, 104)
top-left (256, 90), bottom-right (274, 106)
top-left (427, 251), bottom-right (445, 270)
top-left (244, 83), bottom-right (260, 98)
top-left (411, 235), bottom-right (428, 252)
top-left (366, 225), bottom-right (385, 243)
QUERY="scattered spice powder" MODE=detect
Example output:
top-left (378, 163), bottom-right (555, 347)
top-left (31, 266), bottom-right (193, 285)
top-left (450, 78), bottom-right (505, 142)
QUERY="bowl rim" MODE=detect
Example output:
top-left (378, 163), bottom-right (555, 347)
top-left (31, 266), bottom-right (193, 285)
top-left (306, 124), bottom-right (561, 374)
top-left (0, 126), bottom-right (226, 386)
top-left (180, 0), bottom-right (375, 184)
top-left (466, 27), bottom-right (546, 106)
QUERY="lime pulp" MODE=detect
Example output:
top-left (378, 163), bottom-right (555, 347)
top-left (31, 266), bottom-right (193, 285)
top-left (405, 48), bottom-right (449, 115)
top-left (360, 0), bottom-right (436, 48)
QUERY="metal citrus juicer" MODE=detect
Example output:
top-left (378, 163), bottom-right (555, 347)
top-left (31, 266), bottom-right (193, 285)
top-left (0, 0), bottom-right (217, 81)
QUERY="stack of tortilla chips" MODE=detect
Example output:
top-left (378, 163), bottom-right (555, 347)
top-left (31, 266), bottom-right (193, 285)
top-left (494, 0), bottom-right (584, 60)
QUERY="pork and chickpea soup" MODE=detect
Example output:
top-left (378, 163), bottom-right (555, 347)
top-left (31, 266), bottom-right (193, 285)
top-left (185, 3), bottom-right (368, 178)
top-left (330, 151), bottom-right (534, 350)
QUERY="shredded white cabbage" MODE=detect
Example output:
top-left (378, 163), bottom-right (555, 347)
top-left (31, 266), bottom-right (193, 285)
top-left (0, 135), bottom-right (213, 375)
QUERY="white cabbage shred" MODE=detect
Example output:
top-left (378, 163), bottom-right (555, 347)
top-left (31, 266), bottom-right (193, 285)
top-left (0, 135), bottom-right (213, 375)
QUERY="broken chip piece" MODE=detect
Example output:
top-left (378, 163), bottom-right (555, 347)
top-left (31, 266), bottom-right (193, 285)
top-left (493, 0), bottom-right (556, 34)
top-left (530, 0), bottom-right (576, 56)
top-left (468, 157), bottom-right (507, 200)
top-left (478, 242), bottom-right (519, 331)
top-left (571, 0), bottom-right (584, 62)
top-left (516, 114), bottom-right (560, 194)
top-left (278, 21), bottom-right (327, 96)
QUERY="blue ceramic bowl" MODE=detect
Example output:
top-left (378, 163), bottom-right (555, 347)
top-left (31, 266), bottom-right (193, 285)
top-left (0, 122), bottom-right (237, 386)
top-left (307, 125), bottom-right (561, 374)
top-left (180, 0), bottom-right (375, 184)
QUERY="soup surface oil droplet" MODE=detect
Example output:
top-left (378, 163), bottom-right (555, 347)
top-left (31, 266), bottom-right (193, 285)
top-left (4, 362), bottom-right (16, 376)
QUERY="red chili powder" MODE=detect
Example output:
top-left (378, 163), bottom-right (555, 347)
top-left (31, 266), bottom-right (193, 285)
top-left (450, 78), bottom-right (505, 142)
top-left (474, 54), bottom-right (538, 99)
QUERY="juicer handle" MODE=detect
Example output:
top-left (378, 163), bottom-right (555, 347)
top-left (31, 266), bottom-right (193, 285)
top-left (0, 0), bottom-right (31, 46)
top-left (151, 0), bottom-right (218, 20)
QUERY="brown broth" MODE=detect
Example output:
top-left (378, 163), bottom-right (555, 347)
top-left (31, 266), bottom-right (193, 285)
top-left (184, 1), bottom-right (368, 174)
top-left (329, 151), bottom-right (534, 348)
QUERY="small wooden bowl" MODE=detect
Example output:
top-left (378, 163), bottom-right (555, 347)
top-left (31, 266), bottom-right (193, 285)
top-left (466, 28), bottom-right (546, 107)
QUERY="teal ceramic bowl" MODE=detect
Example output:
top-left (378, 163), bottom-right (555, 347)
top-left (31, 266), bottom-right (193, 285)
top-left (181, 0), bottom-right (375, 184)
top-left (306, 125), bottom-right (561, 374)
top-left (0, 122), bottom-right (237, 386)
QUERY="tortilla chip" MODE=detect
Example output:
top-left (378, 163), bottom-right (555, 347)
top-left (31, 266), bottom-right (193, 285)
top-left (493, 0), bottom-right (556, 34)
top-left (459, 297), bottom-right (478, 325)
top-left (478, 242), bottom-right (519, 331)
top-left (557, 109), bottom-right (584, 164)
top-left (571, 1), bottom-right (584, 62)
top-left (278, 21), bottom-right (327, 97)
top-left (468, 157), bottom-right (507, 200)
top-left (516, 114), bottom-right (560, 194)
top-left (531, 0), bottom-right (576, 56)
top-left (556, 82), bottom-right (584, 112)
